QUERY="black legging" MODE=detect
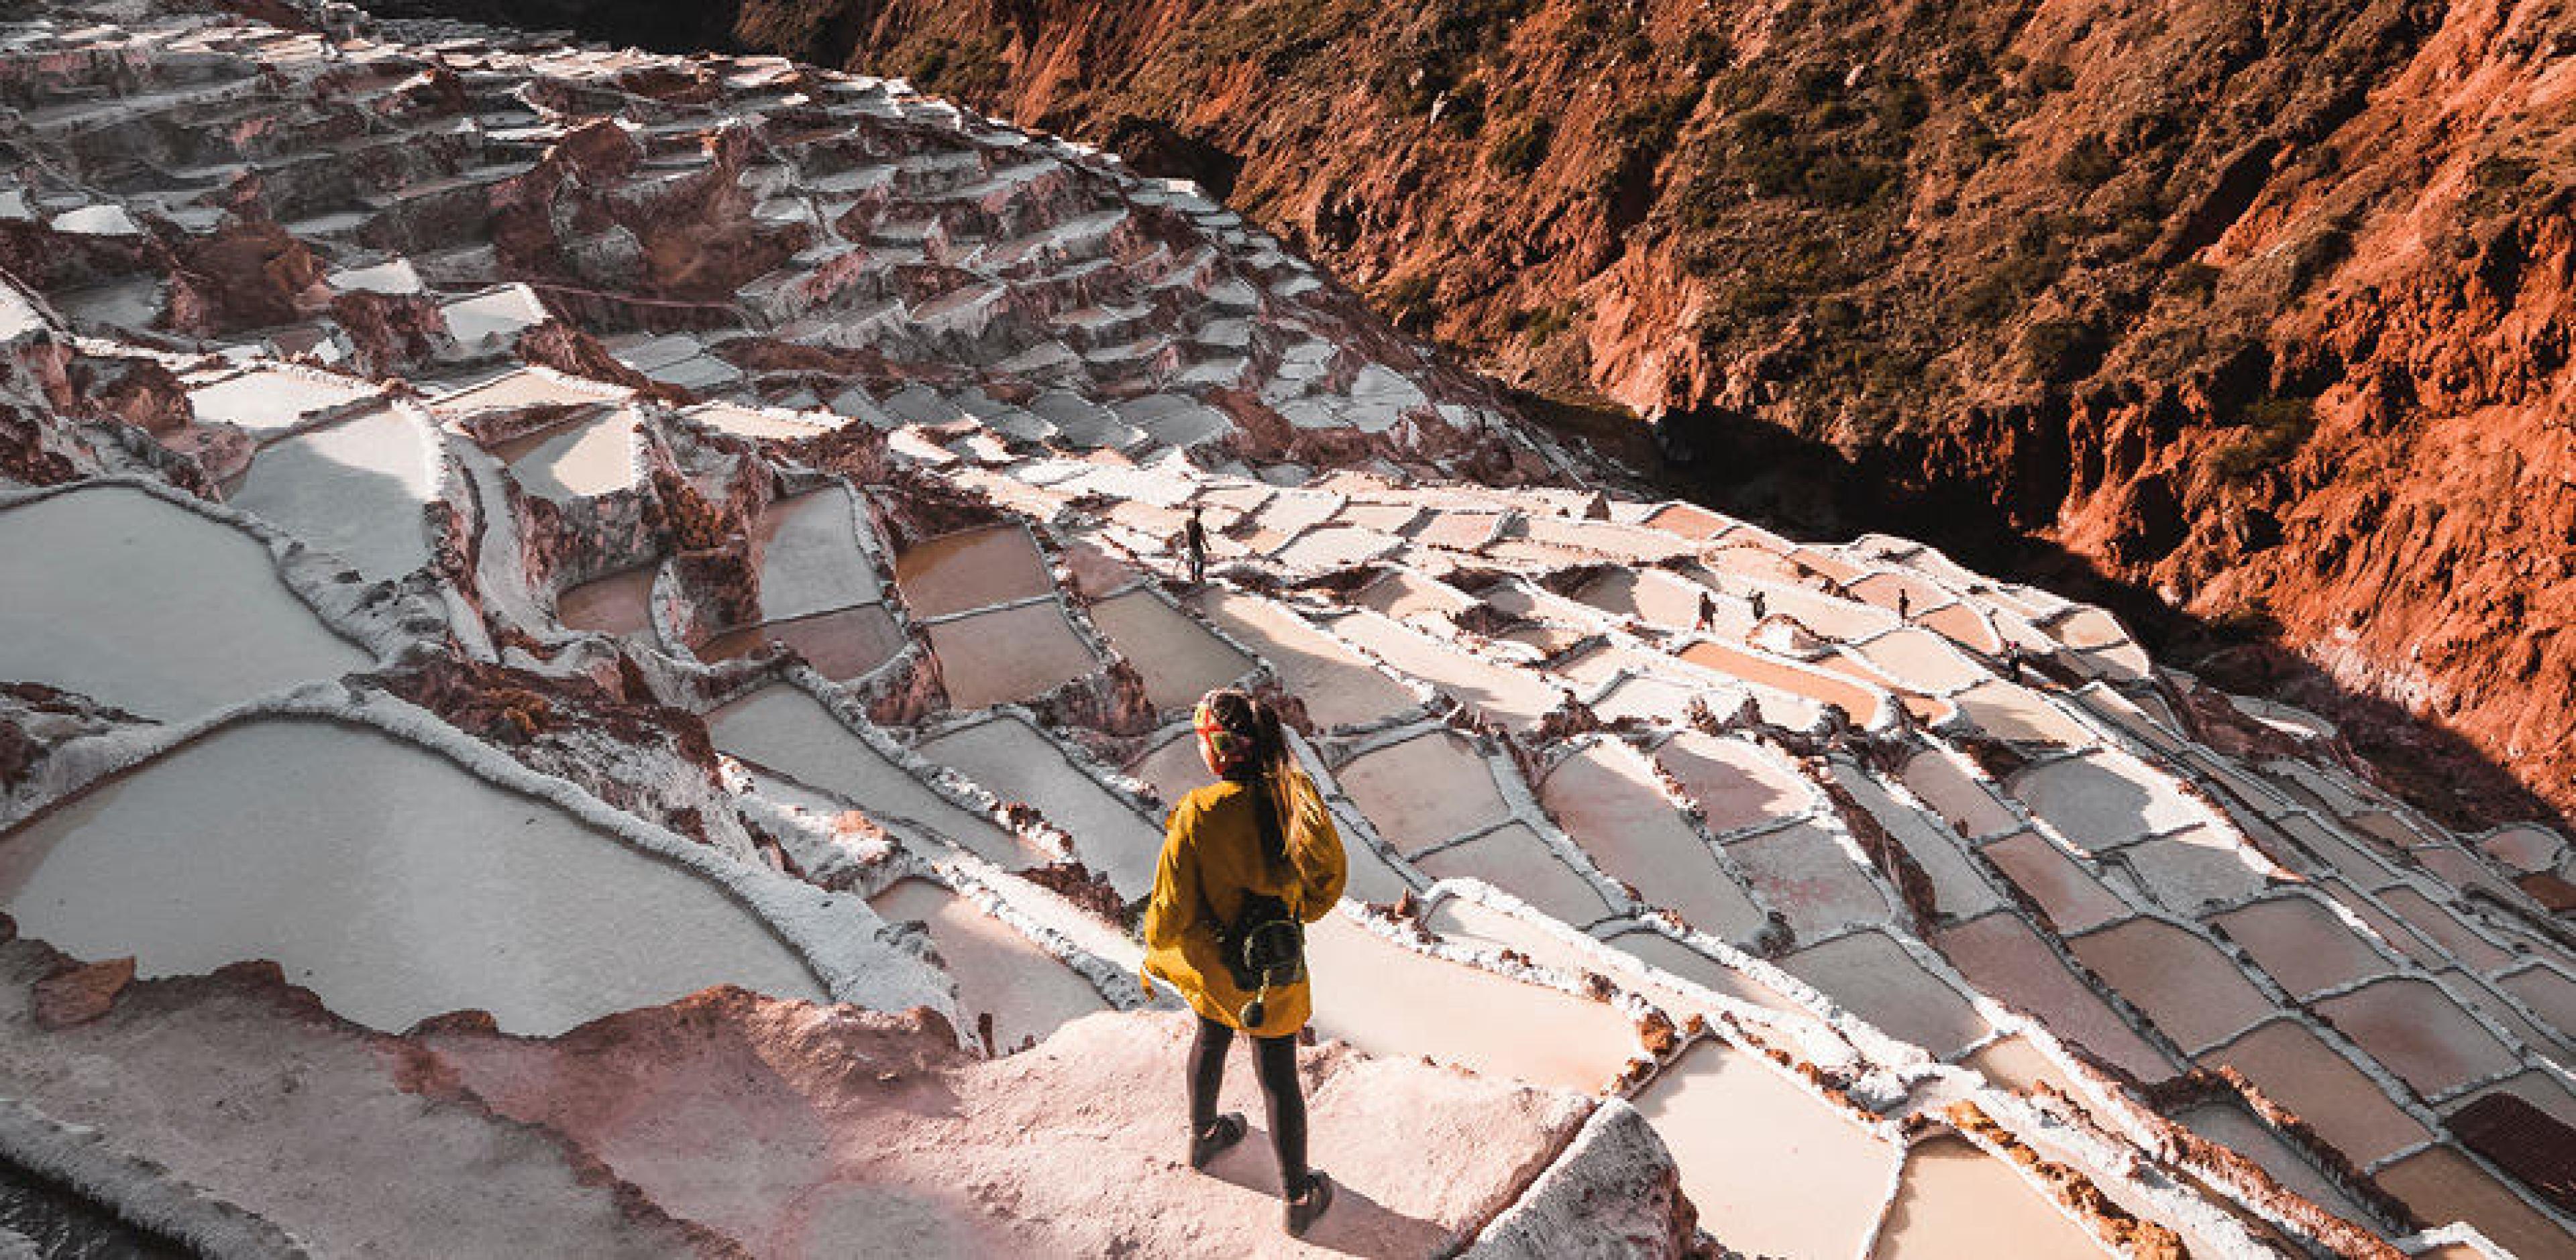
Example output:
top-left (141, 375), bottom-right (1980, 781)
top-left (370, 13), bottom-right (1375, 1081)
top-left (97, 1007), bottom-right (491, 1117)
top-left (1189, 1015), bottom-right (1309, 1193)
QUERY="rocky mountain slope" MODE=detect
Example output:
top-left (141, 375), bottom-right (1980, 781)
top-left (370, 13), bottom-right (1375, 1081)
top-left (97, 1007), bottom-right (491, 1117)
top-left (368, 0), bottom-right (2576, 829)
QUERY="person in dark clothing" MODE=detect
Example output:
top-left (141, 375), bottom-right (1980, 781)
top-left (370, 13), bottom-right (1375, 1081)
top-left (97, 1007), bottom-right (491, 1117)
top-left (1183, 506), bottom-right (1208, 585)
top-left (1896, 589), bottom-right (1911, 620)
top-left (1142, 688), bottom-right (1348, 1236)
top-left (1750, 589), bottom-right (1768, 622)
top-left (1696, 589), bottom-right (1716, 632)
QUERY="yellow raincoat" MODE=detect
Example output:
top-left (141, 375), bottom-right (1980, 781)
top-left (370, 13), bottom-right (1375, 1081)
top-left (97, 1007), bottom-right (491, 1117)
top-left (1141, 771), bottom-right (1347, 1037)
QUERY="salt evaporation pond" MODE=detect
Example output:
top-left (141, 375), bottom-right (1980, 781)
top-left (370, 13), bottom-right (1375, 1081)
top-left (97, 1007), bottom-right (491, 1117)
top-left (706, 685), bottom-right (1039, 868)
top-left (555, 563), bottom-right (659, 638)
top-left (1872, 1136), bottom-right (2104, 1259)
top-left (2198, 1020), bottom-right (2428, 1163)
top-left (495, 408), bottom-right (644, 501)
top-left (696, 606), bottom-right (906, 681)
top-left (915, 718), bottom-right (1163, 899)
top-left (924, 600), bottom-right (1102, 709)
top-left (229, 406), bottom-right (439, 580)
top-left (868, 878), bottom-right (1107, 1053)
top-left (1190, 589), bottom-right (1415, 728)
top-left (0, 485), bottom-right (372, 718)
top-left (893, 523), bottom-right (1054, 618)
top-left (1083, 587), bottom-right (1253, 712)
top-left (750, 489), bottom-right (883, 620)
top-left (1334, 731), bottom-right (1509, 854)
top-left (1540, 742), bottom-right (1767, 942)
top-left (0, 720), bottom-right (828, 1035)
top-left (1632, 1040), bottom-right (1900, 1260)
top-left (1303, 915), bottom-right (1637, 1094)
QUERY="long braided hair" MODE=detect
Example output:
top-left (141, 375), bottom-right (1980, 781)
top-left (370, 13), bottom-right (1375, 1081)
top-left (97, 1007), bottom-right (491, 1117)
top-left (1193, 687), bottom-right (1291, 869)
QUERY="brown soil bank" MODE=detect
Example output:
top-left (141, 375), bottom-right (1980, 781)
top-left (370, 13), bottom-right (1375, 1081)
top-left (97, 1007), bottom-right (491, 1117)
top-left (362, 0), bottom-right (2576, 825)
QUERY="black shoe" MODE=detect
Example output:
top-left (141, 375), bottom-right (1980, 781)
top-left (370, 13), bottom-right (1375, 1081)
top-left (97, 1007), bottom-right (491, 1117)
top-left (1284, 1171), bottom-right (1332, 1237)
top-left (1189, 1112), bottom-right (1246, 1170)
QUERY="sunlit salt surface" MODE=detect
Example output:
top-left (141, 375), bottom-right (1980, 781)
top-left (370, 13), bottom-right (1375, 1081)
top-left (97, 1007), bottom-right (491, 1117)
top-left (915, 717), bottom-right (1162, 900)
top-left (867, 878), bottom-right (1107, 1053)
top-left (1872, 1135), bottom-right (2104, 1259)
top-left (894, 523), bottom-right (1055, 618)
top-left (2013, 750), bottom-right (2215, 851)
top-left (1303, 915), bottom-right (1636, 1094)
top-left (1726, 823), bottom-right (1891, 940)
top-left (2197, 1020), bottom-right (2428, 1163)
top-left (2068, 918), bottom-right (2273, 1051)
top-left (751, 489), bottom-right (883, 620)
top-left (1539, 743), bottom-right (1766, 941)
top-left (1633, 1040), bottom-right (1898, 1260)
top-left (0, 720), bottom-right (828, 1035)
top-left (1084, 587), bottom-right (1253, 712)
top-left (229, 407), bottom-right (439, 579)
top-left (1329, 610), bottom-right (1561, 727)
top-left (924, 599), bottom-right (1102, 709)
top-left (1953, 681), bottom-right (2097, 746)
top-left (1933, 913), bottom-right (2173, 1080)
top-left (1189, 589), bottom-right (1414, 728)
top-left (1835, 765), bottom-right (2002, 919)
top-left (1411, 823), bottom-right (1611, 926)
top-left (1334, 731), bottom-right (1509, 854)
top-left (495, 408), bottom-right (644, 501)
top-left (1962, 1037), bottom-right (2079, 1097)
top-left (2373, 1144), bottom-right (2575, 1259)
top-left (555, 564), bottom-right (659, 639)
top-left (706, 685), bottom-right (1036, 868)
top-left (0, 485), bottom-right (371, 718)
top-left (1783, 929), bottom-right (1989, 1057)
top-left (185, 367), bottom-right (377, 435)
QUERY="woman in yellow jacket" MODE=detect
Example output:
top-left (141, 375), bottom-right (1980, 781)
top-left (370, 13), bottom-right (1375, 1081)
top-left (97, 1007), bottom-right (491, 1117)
top-left (1142, 687), bottom-right (1347, 1236)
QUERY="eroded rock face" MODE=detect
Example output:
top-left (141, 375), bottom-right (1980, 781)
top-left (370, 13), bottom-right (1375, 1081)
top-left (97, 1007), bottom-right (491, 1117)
top-left (519, 0), bottom-right (2576, 821)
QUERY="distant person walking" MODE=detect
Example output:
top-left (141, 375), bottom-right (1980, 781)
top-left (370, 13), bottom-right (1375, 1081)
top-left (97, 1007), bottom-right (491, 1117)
top-left (1183, 505), bottom-right (1209, 585)
top-left (1750, 589), bottom-right (1768, 622)
top-left (1142, 688), bottom-right (1348, 1236)
top-left (1896, 589), bottom-right (1911, 621)
top-left (1696, 589), bottom-right (1717, 632)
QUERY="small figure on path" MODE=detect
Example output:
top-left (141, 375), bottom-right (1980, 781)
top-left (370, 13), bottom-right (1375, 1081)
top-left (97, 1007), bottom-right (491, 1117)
top-left (1896, 589), bottom-right (1911, 621)
top-left (1750, 589), bottom-right (1768, 622)
top-left (1142, 688), bottom-right (1348, 1237)
top-left (1696, 589), bottom-right (1717, 632)
top-left (1183, 505), bottom-right (1208, 585)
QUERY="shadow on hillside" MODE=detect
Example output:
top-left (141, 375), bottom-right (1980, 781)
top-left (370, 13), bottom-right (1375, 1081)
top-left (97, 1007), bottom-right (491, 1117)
top-left (1518, 391), bottom-right (2571, 838)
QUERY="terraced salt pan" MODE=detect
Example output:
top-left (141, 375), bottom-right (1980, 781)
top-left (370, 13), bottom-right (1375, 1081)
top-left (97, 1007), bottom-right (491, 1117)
top-left (1835, 765), bottom-right (2002, 919)
top-left (2496, 965), bottom-right (2576, 1035)
top-left (1190, 589), bottom-right (1415, 728)
top-left (184, 367), bottom-right (377, 435)
top-left (1963, 1037), bottom-right (2080, 1097)
top-left (1329, 610), bottom-right (1561, 727)
top-left (433, 368), bottom-right (628, 415)
top-left (751, 489), bottom-right (883, 621)
top-left (924, 600), bottom-right (1102, 709)
top-left (555, 563), bottom-right (659, 638)
top-left (1083, 587), bottom-right (1252, 712)
top-left (1540, 743), bottom-right (1766, 941)
top-left (1955, 681), bottom-right (2097, 746)
top-left (1654, 732), bottom-right (1815, 834)
top-left (1727, 823), bottom-right (1893, 941)
top-left (1873, 1135), bottom-right (2106, 1258)
top-left (2121, 828), bottom-right (2278, 909)
top-left (1572, 568), bottom-right (1726, 632)
top-left (1632, 1040), bottom-right (1898, 1260)
top-left (2206, 896), bottom-right (2390, 998)
top-left (229, 406), bottom-right (439, 579)
top-left (1852, 628), bottom-right (1988, 693)
top-left (1978, 829), bottom-right (2123, 927)
top-left (0, 720), bottom-right (828, 1035)
top-left (2068, 918), bottom-right (2278, 1053)
top-left (1935, 913), bottom-right (2173, 1079)
top-left (2453, 1071), bottom-right (2576, 1131)
top-left (1893, 750), bottom-right (2016, 836)
top-left (1271, 524), bottom-right (1399, 570)
top-left (2375, 886), bottom-right (2515, 973)
top-left (2198, 1020), bottom-right (2428, 1163)
top-left (916, 717), bottom-right (1162, 900)
top-left (0, 485), bottom-right (371, 718)
top-left (1599, 929), bottom-right (1803, 1014)
top-left (2173, 1103), bottom-right (2377, 1226)
top-left (1303, 915), bottom-right (1635, 1093)
top-left (2373, 1145), bottom-right (2574, 1259)
top-left (868, 878), bottom-right (1107, 1053)
top-left (1411, 823), bottom-right (1612, 926)
top-left (1783, 929), bottom-right (1989, 1057)
top-left (2478, 823), bottom-right (2567, 873)
top-left (2312, 977), bottom-right (2518, 1096)
top-left (2436, 970), bottom-right (2570, 1060)
top-left (697, 606), bottom-right (906, 681)
top-left (2012, 750), bottom-right (2219, 853)
top-left (494, 407), bottom-right (644, 501)
top-left (706, 685), bottom-right (1035, 868)
top-left (1676, 640), bottom-right (1888, 728)
top-left (1334, 730), bottom-right (1509, 854)
top-left (893, 523), bottom-right (1055, 618)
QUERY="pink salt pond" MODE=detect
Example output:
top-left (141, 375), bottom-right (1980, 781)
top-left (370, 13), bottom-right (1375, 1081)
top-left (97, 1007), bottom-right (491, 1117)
top-left (1329, 610), bottom-right (1562, 727)
top-left (915, 717), bottom-right (1164, 901)
top-left (893, 523), bottom-right (1055, 618)
top-left (492, 407), bottom-right (645, 501)
top-left (2197, 1019), bottom-right (2428, 1164)
top-left (1411, 823), bottom-right (1613, 926)
top-left (2374, 1145), bottom-right (2575, 1260)
top-left (1654, 732), bottom-right (1815, 834)
top-left (1539, 742), bottom-right (1767, 942)
top-left (1334, 730), bottom-right (1509, 854)
top-left (2206, 895), bottom-right (2392, 997)
top-left (1872, 1135), bottom-right (2105, 1259)
top-left (1725, 822), bottom-right (1892, 941)
top-left (1782, 929), bottom-right (1988, 1057)
top-left (1083, 587), bottom-right (1252, 712)
top-left (555, 563), bottom-right (659, 640)
top-left (867, 878), bottom-right (1108, 1053)
top-left (1676, 639), bottom-right (1888, 728)
top-left (1980, 832), bottom-right (2127, 933)
top-left (2066, 918), bottom-right (2275, 1052)
top-left (1934, 913), bottom-right (2174, 1081)
top-left (1631, 1040), bottom-right (1899, 1260)
top-left (1899, 750), bottom-right (2021, 840)
top-left (2310, 976), bottom-right (2517, 1096)
top-left (1302, 915), bottom-right (1638, 1094)
top-left (924, 599), bottom-right (1102, 709)
top-left (696, 606), bottom-right (907, 682)
top-left (1189, 588), bottom-right (1415, 728)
